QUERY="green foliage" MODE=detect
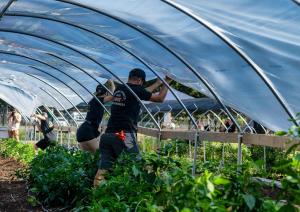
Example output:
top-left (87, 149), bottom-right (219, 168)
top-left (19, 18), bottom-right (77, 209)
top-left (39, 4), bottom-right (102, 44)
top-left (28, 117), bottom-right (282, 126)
top-left (169, 81), bottom-right (205, 98)
top-left (79, 152), bottom-right (280, 212)
top-left (2, 117), bottom-right (300, 212)
top-left (0, 138), bottom-right (35, 164)
top-left (275, 114), bottom-right (300, 210)
top-left (28, 145), bottom-right (99, 207)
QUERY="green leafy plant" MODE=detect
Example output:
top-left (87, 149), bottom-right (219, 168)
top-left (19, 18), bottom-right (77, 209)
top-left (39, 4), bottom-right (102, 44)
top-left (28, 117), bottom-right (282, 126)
top-left (0, 138), bottom-right (35, 164)
top-left (28, 145), bottom-right (99, 207)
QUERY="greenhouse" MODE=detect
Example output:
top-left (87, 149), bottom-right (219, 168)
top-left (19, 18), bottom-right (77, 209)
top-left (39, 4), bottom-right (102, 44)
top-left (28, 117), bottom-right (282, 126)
top-left (0, 0), bottom-right (299, 211)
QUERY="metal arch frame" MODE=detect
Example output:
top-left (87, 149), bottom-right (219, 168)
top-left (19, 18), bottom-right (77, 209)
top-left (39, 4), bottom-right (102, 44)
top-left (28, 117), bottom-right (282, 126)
top-left (25, 73), bottom-right (85, 120)
top-left (46, 52), bottom-right (112, 95)
top-left (4, 12), bottom-right (198, 130)
top-left (40, 87), bottom-right (77, 127)
top-left (293, 0), bottom-right (300, 6)
top-left (0, 29), bottom-right (161, 131)
top-left (162, 0), bottom-right (298, 127)
top-left (0, 50), bottom-right (110, 115)
top-left (0, 50), bottom-right (89, 105)
top-left (0, 0), bottom-right (15, 19)
top-left (230, 109), bottom-right (254, 133)
top-left (31, 66), bottom-right (102, 115)
top-left (12, 0), bottom-right (237, 171)
top-left (32, 57), bottom-right (111, 115)
top-left (42, 103), bottom-right (72, 145)
top-left (55, 0), bottom-right (240, 132)
top-left (44, 100), bottom-right (71, 127)
top-left (40, 105), bottom-right (61, 127)
top-left (0, 50), bottom-right (110, 118)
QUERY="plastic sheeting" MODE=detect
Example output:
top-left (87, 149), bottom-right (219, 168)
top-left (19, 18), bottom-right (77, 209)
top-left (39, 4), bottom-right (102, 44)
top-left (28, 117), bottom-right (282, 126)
top-left (0, 0), bottom-right (298, 131)
top-left (144, 98), bottom-right (220, 113)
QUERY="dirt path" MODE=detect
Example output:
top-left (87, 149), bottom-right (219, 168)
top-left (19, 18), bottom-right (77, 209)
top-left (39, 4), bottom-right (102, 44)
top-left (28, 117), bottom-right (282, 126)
top-left (0, 156), bottom-right (42, 212)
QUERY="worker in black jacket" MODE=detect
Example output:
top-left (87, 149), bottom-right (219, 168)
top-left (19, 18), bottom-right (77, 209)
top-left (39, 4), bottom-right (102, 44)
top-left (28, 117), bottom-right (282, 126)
top-left (94, 68), bottom-right (171, 186)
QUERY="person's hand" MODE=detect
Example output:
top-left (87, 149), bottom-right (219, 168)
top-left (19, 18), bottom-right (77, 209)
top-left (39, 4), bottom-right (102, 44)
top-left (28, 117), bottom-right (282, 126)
top-left (155, 78), bottom-right (163, 86)
top-left (165, 76), bottom-right (173, 83)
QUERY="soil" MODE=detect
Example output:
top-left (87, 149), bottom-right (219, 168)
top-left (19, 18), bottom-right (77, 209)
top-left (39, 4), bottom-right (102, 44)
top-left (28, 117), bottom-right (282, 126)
top-left (0, 156), bottom-right (42, 212)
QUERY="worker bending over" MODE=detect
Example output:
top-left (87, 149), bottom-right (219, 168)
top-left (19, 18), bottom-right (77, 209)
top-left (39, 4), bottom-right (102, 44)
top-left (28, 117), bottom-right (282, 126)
top-left (31, 112), bottom-right (56, 150)
top-left (76, 82), bottom-right (114, 153)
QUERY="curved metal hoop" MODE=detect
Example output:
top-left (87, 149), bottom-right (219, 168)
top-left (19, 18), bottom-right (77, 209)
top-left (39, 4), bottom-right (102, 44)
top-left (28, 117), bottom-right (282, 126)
top-left (0, 29), bottom-right (161, 130)
top-left (162, 0), bottom-right (298, 127)
top-left (4, 12), bottom-right (198, 129)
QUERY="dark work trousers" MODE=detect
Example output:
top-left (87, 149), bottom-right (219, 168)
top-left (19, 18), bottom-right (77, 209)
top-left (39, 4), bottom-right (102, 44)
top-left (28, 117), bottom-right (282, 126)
top-left (35, 131), bottom-right (56, 150)
top-left (98, 132), bottom-right (139, 170)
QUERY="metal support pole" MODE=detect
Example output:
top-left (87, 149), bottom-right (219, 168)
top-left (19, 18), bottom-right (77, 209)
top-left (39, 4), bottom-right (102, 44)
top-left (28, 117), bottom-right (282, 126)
top-left (189, 139), bottom-right (192, 159)
top-left (237, 133), bottom-right (243, 166)
top-left (263, 146), bottom-right (267, 171)
top-left (157, 131), bottom-right (162, 157)
top-left (67, 128), bottom-right (71, 148)
top-left (192, 132), bottom-right (199, 176)
top-left (203, 139), bottom-right (206, 163)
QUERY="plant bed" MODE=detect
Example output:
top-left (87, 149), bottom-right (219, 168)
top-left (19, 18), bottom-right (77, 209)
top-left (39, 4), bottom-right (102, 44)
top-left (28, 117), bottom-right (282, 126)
top-left (1, 127), bottom-right (299, 212)
top-left (0, 156), bottom-right (42, 212)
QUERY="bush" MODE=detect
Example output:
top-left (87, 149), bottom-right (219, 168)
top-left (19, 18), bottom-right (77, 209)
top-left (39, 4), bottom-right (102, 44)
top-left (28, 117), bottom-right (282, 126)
top-left (28, 146), bottom-right (99, 207)
top-left (0, 138), bottom-right (35, 164)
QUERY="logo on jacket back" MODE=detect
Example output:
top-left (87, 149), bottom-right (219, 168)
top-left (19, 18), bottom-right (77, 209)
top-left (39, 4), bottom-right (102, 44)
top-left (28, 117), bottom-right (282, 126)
top-left (113, 90), bottom-right (126, 106)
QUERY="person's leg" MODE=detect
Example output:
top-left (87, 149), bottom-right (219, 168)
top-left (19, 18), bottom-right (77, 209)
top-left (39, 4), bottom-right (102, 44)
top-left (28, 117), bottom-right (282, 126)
top-left (8, 130), bottom-right (13, 138)
top-left (79, 137), bottom-right (100, 153)
top-left (124, 132), bottom-right (140, 154)
top-left (11, 130), bottom-right (16, 140)
top-left (94, 134), bottom-right (115, 187)
top-left (14, 130), bottom-right (20, 141)
top-left (35, 137), bottom-right (51, 150)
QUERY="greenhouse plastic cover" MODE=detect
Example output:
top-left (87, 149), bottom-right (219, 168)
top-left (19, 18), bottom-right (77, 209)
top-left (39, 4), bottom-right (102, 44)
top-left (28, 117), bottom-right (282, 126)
top-left (0, 0), bottom-right (299, 131)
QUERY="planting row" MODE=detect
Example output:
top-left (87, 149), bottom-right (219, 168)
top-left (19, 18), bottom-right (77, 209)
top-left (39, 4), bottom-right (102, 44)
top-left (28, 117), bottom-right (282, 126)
top-left (0, 137), bottom-right (299, 211)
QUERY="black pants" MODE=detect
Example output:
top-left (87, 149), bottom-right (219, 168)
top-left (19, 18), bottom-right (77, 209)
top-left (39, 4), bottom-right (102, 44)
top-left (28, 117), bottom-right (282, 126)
top-left (35, 131), bottom-right (56, 150)
top-left (76, 121), bottom-right (100, 142)
top-left (98, 132), bottom-right (139, 170)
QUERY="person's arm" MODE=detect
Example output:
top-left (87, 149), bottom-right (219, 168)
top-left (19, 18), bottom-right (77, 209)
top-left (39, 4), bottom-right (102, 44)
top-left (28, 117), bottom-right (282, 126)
top-left (149, 84), bottom-right (168, 102)
top-left (146, 78), bottom-right (163, 93)
top-left (149, 76), bottom-right (172, 102)
top-left (108, 79), bottom-right (116, 93)
top-left (103, 95), bottom-right (114, 103)
top-left (15, 113), bottom-right (22, 123)
top-left (31, 114), bottom-right (46, 121)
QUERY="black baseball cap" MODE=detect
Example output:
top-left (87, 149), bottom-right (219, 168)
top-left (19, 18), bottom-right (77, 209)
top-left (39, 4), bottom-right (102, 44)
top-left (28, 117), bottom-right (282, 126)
top-left (96, 84), bottom-right (107, 96)
top-left (129, 68), bottom-right (146, 82)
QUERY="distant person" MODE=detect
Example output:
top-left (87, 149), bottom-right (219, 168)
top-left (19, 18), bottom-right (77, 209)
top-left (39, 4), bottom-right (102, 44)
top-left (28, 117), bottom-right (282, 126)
top-left (163, 112), bottom-right (176, 129)
top-left (7, 108), bottom-right (22, 141)
top-left (76, 81), bottom-right (114, 153)
top-left (252, 121), bottom-right (265, 134)
top-left (223, 118), bottom-right (236, 133)
top-left (94, 68), bottom-right (172, 186)
top-left (31, 112), bottom-right (56, 150)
